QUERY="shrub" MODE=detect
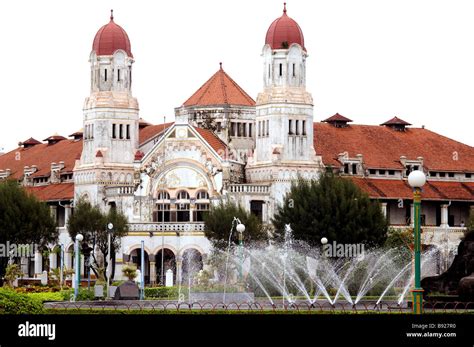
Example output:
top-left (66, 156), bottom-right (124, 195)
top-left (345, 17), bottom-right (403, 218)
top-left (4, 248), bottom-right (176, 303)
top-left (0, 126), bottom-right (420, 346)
top-left (122, 264), bottom-right (137, 281)
top-left (0, 288), bottom-right (43, 314)
top-left (59, 288), bottom-right (95, 301)
top-left (3, 264), bottom-right (22, 287)
top-left (144, 286), bottom-right (178, 299)
top-left (27, 292), bottom-right (64, 303)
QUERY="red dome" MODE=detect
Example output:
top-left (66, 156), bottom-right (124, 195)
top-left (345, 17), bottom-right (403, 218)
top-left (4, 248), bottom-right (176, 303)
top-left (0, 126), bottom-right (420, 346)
top-left (265, 3), bottom-right (305, 51)
top-left (92, 11), bottom-right (133, 57)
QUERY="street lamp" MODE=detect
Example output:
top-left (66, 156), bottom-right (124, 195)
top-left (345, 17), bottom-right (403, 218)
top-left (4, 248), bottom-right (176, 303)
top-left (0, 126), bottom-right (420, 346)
top-left (408, 170), bottom-right (426, 314)
top-left (106, 222), bottom-right (113, 299)
top-left (236, 221), bottom-right (245, 282)
top-left (74, 233), bottom-right (83, 300)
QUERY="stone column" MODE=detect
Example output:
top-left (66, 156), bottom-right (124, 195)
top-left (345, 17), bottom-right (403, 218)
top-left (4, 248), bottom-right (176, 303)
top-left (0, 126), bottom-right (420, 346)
top-left (64, 204), bottom-right (72, 227)
top-left (381, 202), bottom-right (388, 219)
top-left (49, 252), bottom-right (57, 269)
top-left (441, 204), bottom-right (449, 227)
top-left (50, 205), bottom-right (57, 223)
top-left (34, 251), bottom-right (42, 277)
top-left (176, 255), bottom-right (183, 286)
top-left (149, 254), bottom-right (156, 285)
top-left (262, 201), bottom-right (267, 223)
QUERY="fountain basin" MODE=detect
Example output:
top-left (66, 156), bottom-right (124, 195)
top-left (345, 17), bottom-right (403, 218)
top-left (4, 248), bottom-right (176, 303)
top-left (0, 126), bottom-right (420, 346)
top-left (189, 292), bottom-right (254, 303)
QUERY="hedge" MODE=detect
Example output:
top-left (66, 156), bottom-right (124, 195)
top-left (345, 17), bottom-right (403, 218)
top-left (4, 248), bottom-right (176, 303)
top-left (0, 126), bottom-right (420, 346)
top-left (0, 288), bottom-right (44, 314)
top-left (144, 287), bottom-right (178, 299)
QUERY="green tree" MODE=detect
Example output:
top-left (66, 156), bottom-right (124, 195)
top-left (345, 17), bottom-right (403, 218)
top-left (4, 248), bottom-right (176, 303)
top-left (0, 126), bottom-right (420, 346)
top-left (67, 199), bottom-right (129, 283)
top-left (0, 180), bottom-right (58, 286)
top-left (273, 173), bottom-right (388, 247)
top-left (204, 201), bottom-right (266, 249)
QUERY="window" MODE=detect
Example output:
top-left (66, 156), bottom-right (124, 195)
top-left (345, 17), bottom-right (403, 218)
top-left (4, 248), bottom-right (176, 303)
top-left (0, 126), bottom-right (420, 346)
top-left (430, 171), bottom-right (437, 177)
top-left (176, 203), bottom-right (190, 222)
top-left (439, 172), bottom-right (446, 178)
top-left (91, 124), bottom-right (94, 139)
top-left (369, 169), bottom-right (376, 175)
top-left (117, 69), bottom-right (120, 82)
top-left (216, 122), bottom-right (222, 132)
top-left (352, 163), bottom-right (357, 175)
top-left (295, 120), bottom-right (300, 135)
top-left (119, 124), bottom-right (123, 139)
top-left (126, 124), bottom-right (130, 139)
top-left (302, 120), bottom-right (306, 135)
top-left (231, 122), bottom-right (237, 137)
top-left (388, 170), bottom-right (395, 176)
top-left (262, 121), bottom-right (265, 137)
top-left (379, 169), bottom-right (386, 175)
top-left (249, 123), bottom-right (252, 137)
top-left (405, 165), bottom-right (411, 176)
top-left (104, 69), bottom-right (107, 82)
top-left (243, 123), bottom-right (247, 137)
top-left (157, 191), bottom-right (170, 200)
top-left (279, 63), bottom-right (282, 76)
top-left (288, 120), bottom-right (293, 135)
top-left (112, 124), bottom-right (116, 139)
top-left (154, 203), bottom-right (170, 222)
top-left (177, 191), bottom-right (190, 200)
top-left (413, 165), bottom-right (419, 171)
top-left (237, 123), bottom-right (242, 137)
top-left (196, 191), bottom-right (209, 200)
top-left (129, 69), bottom-right (132, 86)
top-left (266, 120), bottom-right (269, 136)
top-left (258, 121), bottom-right (261, 137)
top-left (250, 200), bottom-right (264, 221)
top-left (466, 173), bottom-right (472, 178)
top-left (194, 203), bottom-right (209, 222)
top-left (344, 163), bottom-right (349, 174)
top-left (268, 64), bottom-right (271, 79)
top-left (448, 172), bottom-right (455, 178)
top-left (292, 63), bottom-right (295, 77)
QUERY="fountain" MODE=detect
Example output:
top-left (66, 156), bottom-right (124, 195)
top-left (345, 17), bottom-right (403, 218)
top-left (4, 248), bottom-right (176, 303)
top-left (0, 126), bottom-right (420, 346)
top-left (178, 224), bottom-right (448, 309)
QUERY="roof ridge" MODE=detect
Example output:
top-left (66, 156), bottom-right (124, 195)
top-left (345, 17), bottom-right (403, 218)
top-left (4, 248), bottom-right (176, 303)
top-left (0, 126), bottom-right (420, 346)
top-left (220, 69), bottom-right (229, 105)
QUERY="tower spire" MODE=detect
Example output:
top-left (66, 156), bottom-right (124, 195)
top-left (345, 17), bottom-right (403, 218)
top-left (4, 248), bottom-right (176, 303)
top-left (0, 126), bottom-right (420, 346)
top-left (110, 9), bottom-right (114, 21)
top-left (283, 2), bottom-right (287, 14)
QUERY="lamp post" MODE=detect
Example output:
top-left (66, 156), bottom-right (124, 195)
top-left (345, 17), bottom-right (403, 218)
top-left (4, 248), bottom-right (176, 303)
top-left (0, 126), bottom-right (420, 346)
top-left (408, 170), bottom-right (426, 314)
top-left (74, 234), bottom-right (83, 300)
top-left (236, 221), bottom-right (245, 282)
top-left (106, 222), bottom-right (113, 299)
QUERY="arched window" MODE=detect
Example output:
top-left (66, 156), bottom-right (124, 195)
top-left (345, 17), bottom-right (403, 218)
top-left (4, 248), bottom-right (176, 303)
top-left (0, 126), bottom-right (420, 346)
top-left (196, 191), bottom-right (209, 200)
top-left (177, 191), bottom-right (190, 200)
top-left (157, 191), bottom-right (170, 200)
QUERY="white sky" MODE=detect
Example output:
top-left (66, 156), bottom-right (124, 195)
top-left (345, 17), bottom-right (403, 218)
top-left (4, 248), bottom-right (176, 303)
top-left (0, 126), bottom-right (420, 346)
top-left (0, 0), bottom-right (473, 152)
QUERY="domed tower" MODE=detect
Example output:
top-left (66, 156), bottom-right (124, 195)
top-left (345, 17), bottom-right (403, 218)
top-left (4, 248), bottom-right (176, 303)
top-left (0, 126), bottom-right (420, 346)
top-left (75, 10), bottom-right (139, 210)
top-left (247, 3), bottom-right (320, 206)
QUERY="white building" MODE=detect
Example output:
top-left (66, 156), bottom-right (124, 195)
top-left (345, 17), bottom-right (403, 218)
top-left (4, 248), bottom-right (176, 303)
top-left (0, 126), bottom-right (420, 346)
top-left (0, 5), bottom-right (473, 284)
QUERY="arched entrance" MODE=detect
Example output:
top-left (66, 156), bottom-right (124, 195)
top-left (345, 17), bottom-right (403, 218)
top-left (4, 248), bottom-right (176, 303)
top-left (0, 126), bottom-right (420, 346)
top-left (156, 249), bottom-right (176, 285)
top-left (182, 248), bottom-right (203, 283)
top-left (130, 248), bottom-right (150, 284)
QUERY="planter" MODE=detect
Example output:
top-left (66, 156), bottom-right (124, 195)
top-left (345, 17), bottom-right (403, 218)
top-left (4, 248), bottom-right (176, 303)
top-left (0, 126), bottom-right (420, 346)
top-left (189, 292), bottom-right (254, 303)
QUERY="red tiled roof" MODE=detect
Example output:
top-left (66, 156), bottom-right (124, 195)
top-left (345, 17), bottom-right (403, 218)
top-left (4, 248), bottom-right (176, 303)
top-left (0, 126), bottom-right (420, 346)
top-left (139, 122), bottom-right (174, 145)
top-left (350, 177), bottom-right (474, 201)
top-left (92, 11), bottom-right (132, 57)
top-left (43, 134), bottom-right (66, 142)
top-left (0, 139), bottom-right (82, 180)
top-left (194, 127), bottom-right (228, 155)
top-left (21, 138), bottom-right (41, 146)
top-left (381, 116), bottom-right (412, 126)
top-left (265, 3), bottom-right (305, 51)
top-left (183, 66), bottom-right (255, 107)
top-left (323, 113), bottom-right (353, 123)
top-left (314, 122), bottom-right (474, 171)
top-left (26, 183), bottom-right (74, 201)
